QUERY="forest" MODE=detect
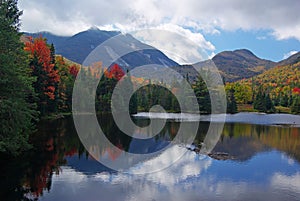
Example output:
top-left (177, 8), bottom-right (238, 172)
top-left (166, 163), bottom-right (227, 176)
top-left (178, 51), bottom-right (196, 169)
top-left (0, 0), bottom-right (299, 156)
top-left (0, 0), bottom-right (213, 155)
top-left (226, 62), bottom-right (300, 113)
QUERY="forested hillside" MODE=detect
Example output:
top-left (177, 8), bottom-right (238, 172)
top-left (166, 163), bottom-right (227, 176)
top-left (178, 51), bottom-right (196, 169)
top-left (226, 62), bottom-right (300, 113)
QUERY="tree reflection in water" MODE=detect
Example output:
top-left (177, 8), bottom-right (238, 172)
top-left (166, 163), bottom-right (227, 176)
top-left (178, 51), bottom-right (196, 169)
top-left (0, 115), bottom-right (299, 200)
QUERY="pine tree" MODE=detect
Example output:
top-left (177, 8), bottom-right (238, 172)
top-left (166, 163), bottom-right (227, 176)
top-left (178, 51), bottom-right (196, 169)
top-left (48, 44), bottom-right (59, 113)
top-left (193, 75), bottom-right (211, 114)
top-left (265, 93), bottom-right (275, 113)
top-left (280, 94), bottom-right (289, 107)
top-left (253, 88), bottom-right (266, 112)
top-left (227, 88), bottom-right (238, 114)
top-left (128, 80), bottom-right (137, 114)
top-left (291, 95), bottom-right (300, 114)
top-left (0, 0), bottom-right (37, 155)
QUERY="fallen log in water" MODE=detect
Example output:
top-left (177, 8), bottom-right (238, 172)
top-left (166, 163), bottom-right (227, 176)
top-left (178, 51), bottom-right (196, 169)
top-left (185, 144), bottom-right (235, 160)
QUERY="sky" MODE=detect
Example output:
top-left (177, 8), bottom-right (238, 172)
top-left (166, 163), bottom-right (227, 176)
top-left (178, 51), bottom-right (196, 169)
top-left (18, 0), bottom-right (300, 64)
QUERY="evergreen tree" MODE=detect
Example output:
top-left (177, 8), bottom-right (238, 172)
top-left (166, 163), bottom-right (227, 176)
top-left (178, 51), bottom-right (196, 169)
top-left (253, 88), bottom-right (274, 113)
top-left (48, 44), bottom-right (59, 113)
top-left (97, 71), bottom-right (112, 112)
top-left (280, 94), bottom-right (289, 107)
top-left (193, 75), bottom-right (211, 114)
top-left (253, 88), bottom-right (266, 112)
top-left (127, 71), bottom-right (137, 114)
top-left (227, 88), bottom-right (238, 114)
top-left (265, 93), bottom-right (275, 113)
top-left (170, 77), bottom-right (181, 112)
top-left (0, 0), bottom-right (37, 155)
top-left (178, 75), bottom-right (197, 113)
top-left (291, 95), bottom-right (300, 114)
top-left (138, 87), bottom-right (149, 111)
top-left (273, 95), bottom-right (280, 106)
top-left (288, 94), bottom-right (293, 107)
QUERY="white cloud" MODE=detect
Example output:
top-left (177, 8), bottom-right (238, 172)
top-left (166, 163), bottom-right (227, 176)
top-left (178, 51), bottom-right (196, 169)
top-left (18, 0), bottom-right (300, 63)
top-left (271, 172), bottom-right (300, 193)
top-left (283, 50), bottom-right (298, 59)
top-left (46, 153), bottom-right (300, 201)
top-left (209, 52), bottom-right (216, 59)
top-left (19, 0), bottom-right (300, 40)
top-left (132, 24), bottom-right (215, 64)
top-left (128, 145), bottom-right (212, 187)
top-left (280, 153), bottom-right (295, 165)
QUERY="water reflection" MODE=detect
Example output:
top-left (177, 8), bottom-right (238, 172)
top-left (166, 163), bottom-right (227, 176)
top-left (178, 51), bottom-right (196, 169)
top-left (0, 114), bottom-right (300, 200)
top-left (217, 123), bottom-right (300, 161)
top-left (39, 151), bottom-right (300, 201)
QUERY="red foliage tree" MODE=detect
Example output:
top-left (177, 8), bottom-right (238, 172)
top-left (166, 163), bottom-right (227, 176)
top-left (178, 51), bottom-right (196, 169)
top-left (24, 36), bottom-right (60, 115)
top-left (292, 87), bottom-right (300, 95)
top-left (107, 63), bottom-right (125, 80)
top-left (24, 36), bottom-right (60, 100)
top-left (69, 64), bottom-right (79, 78)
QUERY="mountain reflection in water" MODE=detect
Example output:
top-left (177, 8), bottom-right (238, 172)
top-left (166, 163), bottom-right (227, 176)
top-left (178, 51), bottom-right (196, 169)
top-left (0, 113), bottom-right (299, 201)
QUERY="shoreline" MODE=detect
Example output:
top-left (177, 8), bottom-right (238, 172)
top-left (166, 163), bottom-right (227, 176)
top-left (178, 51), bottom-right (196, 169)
top-left (133, 112), bottom-right (300, 126)
top-left (42, 111), bottom-right (300, 127)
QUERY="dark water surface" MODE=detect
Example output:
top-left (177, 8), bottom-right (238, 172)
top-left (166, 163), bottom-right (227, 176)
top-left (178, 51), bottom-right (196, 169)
top-left (1, 113), bottom-right (300, 201)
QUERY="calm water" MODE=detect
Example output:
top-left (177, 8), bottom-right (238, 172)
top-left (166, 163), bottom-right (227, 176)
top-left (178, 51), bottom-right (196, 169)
top-left (1, 113), bottom-right (300, 201)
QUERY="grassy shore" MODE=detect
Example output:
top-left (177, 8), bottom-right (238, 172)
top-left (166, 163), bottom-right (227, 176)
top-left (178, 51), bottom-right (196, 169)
top-left (237, 104), bottom-right (291, 114)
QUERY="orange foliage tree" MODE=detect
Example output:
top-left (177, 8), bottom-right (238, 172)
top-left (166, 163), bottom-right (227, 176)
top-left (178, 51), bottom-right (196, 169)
top-left (24, 36), bottom-right (60, 115)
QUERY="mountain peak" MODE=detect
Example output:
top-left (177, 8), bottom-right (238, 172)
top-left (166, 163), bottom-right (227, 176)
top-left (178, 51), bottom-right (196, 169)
top-left (25, 28), bottom-right (178, 67)
top-left (213, 49), bottom-right (259, 61)
top-left (211, 49), bottom-right (275, 82)
top-left (88, 26), bottom-right (100, 31)
top-left (233, 49), bottom-right (256, 56)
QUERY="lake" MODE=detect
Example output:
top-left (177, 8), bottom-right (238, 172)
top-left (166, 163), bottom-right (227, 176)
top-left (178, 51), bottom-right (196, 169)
top-left (1, 113), bottom-right (300, 201)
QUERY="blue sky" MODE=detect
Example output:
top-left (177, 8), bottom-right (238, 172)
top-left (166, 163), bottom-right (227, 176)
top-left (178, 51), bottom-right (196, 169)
top-left (204, 29), bottom-right (300, 62)
top-left (18, 0), bottom-right (300, 64)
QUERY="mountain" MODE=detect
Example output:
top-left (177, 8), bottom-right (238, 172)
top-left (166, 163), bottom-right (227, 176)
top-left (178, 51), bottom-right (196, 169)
top-left (171, 49), bottom-right (277, 82)
top-left (211, 49), bottom-right (276, 81)
top-left (176, 49), bottom-right (299, 82)
top-left (213, 49), bottom-right (275, 68)
top-left (25, 28), bottom-right (299, 82)
top-left (24, 27), bottom-right (178, 69)
top-left (277, 52), bottom-right (300, 66)
top-left (213, 49), bottom-right (300, 82)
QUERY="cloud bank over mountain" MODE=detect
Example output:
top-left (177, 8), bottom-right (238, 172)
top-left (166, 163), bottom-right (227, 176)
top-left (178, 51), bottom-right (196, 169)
top-left (19, 0), bottom-right (300, 63)
top-left (19, 0), bottom-right (300, 39)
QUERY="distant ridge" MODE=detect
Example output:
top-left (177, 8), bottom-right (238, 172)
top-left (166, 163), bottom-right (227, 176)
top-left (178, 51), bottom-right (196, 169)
top-left (209, 49), bottom-right (276, 82)
top-left (172, 49), bottom-right (299, 82)
top-left (277, 52), bottom-right (300, 66)
top-left (24, 27), bottom-right (178, 69)
top-left (24, 29), bottom-right (299, 82)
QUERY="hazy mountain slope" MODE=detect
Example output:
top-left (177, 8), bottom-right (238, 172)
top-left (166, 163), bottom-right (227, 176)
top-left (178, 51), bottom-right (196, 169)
top-left (178, 49), bottom-right (298, 83)
top-left (206, 49), bottom-right (275, 82)
top-left (277, 52), bottom-right (300, 66)
top-left (24, 27), bottom-right (178, 69)
top-left (25, 29), bottom-right (299, 83)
